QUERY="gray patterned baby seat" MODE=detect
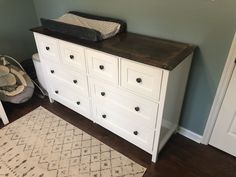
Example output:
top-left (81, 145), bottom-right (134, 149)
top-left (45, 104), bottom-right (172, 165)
top-left (0, 56), bottom-right (34, 104)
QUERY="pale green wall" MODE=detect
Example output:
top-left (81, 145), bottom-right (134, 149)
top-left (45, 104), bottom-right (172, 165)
top-left (33, 0), bottom-right (236, 135)
top-left (0, 0), bottom-right (38, 62)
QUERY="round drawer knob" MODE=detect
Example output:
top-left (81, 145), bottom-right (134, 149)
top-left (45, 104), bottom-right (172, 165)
top-left (70, 55), bottom-right (74, 59)
top-left (46, 46), bottom-right (50, 51)
top-left (77, 101), bottom-right (80, 105)
top-left (101, 92), bottom-right (106, 96)
top-left (135, 107), bottom-right (140, 112)
top-left (133, 131), bottom-right (138, 136)
top-left (136, 78), bottom-right (142, 83)
top-left (55, 90), bottom-right (59, 94)
top-left (73, 80), bottom-right (78, 84)
top-left (99, 65), bottom-right (104, 70)
top-left (50, 70), bottom-right (54, 74)
top-left (102, 114), bottom-right (106, 119)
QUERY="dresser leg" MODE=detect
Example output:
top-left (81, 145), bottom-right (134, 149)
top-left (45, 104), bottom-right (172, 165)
top-left (49, 97), bottom-right (54, 103)
top-left (152, 153), bottom-right (158, 163)
top-left (0, 101), bottom-right (9, 125)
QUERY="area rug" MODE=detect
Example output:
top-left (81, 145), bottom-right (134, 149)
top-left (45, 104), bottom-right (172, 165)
top-left (0, 107), bottom-right (146, 177)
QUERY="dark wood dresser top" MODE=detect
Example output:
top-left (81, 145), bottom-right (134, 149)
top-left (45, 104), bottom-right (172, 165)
top-left (31, 27), bottom-right (196, 70)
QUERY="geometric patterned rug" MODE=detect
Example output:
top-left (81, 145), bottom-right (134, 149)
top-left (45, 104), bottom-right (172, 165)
top-left (0, 107), bottom-right (146, 177)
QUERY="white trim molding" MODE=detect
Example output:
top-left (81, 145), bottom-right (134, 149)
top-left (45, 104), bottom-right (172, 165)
top-left (178, 126), bottom-right (203, 143)
top-left (202, 32), bottom-right (236, 145)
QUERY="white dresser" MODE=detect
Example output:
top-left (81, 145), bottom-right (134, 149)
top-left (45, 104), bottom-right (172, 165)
top-left (33, 31), bottom-right (194, 162)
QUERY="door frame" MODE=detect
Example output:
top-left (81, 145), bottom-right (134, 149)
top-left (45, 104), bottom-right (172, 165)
top-left (202, 32), bottom-right (236, 144)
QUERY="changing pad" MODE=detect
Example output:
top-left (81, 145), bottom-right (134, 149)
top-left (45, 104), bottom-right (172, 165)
top-left (41, 11), bottom-right (127, 41)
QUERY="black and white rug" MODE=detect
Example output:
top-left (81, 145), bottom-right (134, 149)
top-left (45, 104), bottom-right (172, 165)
top-left (0, 107), bottom-right (146, 177)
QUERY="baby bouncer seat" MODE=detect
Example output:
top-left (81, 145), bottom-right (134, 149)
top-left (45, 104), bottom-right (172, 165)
top-left (0, 55), bottom-right (34, 104)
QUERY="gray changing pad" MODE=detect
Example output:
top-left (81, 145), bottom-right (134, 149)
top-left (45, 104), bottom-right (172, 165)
top-left (56, 13), bottom-right (121, 39)
top-left (41, 11), bottom-right (127, 41)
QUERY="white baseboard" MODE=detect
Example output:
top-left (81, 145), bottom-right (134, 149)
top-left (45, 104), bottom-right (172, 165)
top-left (178, 126), bottom-right (203, 143)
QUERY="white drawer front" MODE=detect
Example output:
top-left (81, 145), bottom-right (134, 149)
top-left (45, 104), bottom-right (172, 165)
top-left (49, 77), bottom-right (90, 117)
top-left (91, 81), bottom-right (158, 124)
top-left (121, 59), bottom-right (163, 101)
top-left (45, 62), bottom-right (89, 96)
top-left (86, 49), bottom-right (119, 84)
top-left (34, 33), bottom-right (60, 62)
top-left (95, 102), bottom-right (154, 152)
top-left (59, 40), bottom-right (86, 72)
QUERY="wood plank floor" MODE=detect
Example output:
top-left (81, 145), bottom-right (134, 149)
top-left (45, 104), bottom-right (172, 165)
top-left (1, 95), bottom-right (236, 177)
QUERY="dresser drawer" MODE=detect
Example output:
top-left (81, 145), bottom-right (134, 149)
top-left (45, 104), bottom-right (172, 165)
top-left (46, 63), bottom-right (89, 96)
top-left (49, 77), bottom-right (90, 117)
top-left (34, 33), bottom-right (60, 63)
top-left (95, 102), bottom-right (154, 152)
top-left (121, 59), bottom-right (163, 101)
top-left (91, 81), bottom-right (158, 123)
top-left (86, 49), bottom-right (119, 84)
top-left (59, 40), bottom-right (86, 72)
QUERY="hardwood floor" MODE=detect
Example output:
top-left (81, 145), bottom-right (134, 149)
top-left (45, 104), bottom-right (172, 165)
top-left (1, 95), bottom-right (236, 177)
